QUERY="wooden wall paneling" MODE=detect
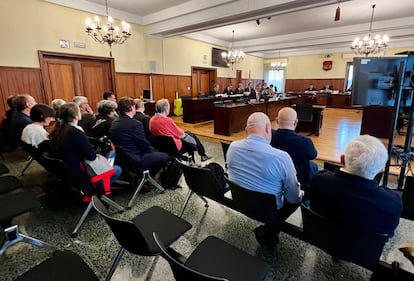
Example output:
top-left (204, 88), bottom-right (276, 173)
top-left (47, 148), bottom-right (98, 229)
top-left (163, 75), bottom-right (178, 103)
top-left (134, 74), bottom-right (150, 98)
top-left (0, 67), bottom-right (44, 123)
top-left (151, 74), bottom-right (165, 101)
top-left (230, 78), bottom-right (238, 87)
top-left (191, 72), bottom-right (198, 97)
top-left (115, 73), bottom-right (136, 98)
top-left (177, 76), bottom-right (191, 97)
top-left (285, 78), bottom-right (345, 92)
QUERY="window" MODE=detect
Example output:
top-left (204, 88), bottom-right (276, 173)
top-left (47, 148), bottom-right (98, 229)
top-left (267, 69), bottom-right (285, 93)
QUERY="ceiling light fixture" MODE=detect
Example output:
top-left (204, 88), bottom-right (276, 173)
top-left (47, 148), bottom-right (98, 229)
top-left (350, 4), bottom-right (389, 57)
top-left (221, 30), bottom-right (245, 69)
top-left (85, 0), bottom-right (132, 57)
top-left (270, 51), bottom-right (287, 70)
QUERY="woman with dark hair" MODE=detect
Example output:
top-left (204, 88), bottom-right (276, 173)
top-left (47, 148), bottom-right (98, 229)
top-left (21, 104), bottom-right (55, 148)
top-left (90, 100), bottom-right (118, 138)
top-left (49, 102), bottom-right (120, 196)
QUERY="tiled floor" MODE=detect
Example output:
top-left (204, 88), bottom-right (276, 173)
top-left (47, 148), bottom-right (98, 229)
top-left (1, 141), bottom-right (413, 281)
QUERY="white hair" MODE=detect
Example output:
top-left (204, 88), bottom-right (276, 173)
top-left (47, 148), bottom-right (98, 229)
top-left (72, 96), bottom-right (88, 106)
top-left (51, 99), bottom-right (66, 111)
top-left (344, 135), bottom-right (388, 180)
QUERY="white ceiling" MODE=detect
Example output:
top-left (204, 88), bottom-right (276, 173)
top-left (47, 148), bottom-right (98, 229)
top-left (45, 0), bottom-right (414, 58)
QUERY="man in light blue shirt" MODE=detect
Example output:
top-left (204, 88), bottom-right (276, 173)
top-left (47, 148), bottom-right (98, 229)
top-left (227, 112), bottom-right (303, 247)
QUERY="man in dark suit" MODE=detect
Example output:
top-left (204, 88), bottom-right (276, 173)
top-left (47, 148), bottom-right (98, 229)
top-left (234, 82), bottom-right (244, 95)
top-left (308, 135), bottom-right (403, 237)
top-left (109, 97), bottom-right (170, 176)
top-left (271, 107), bottom-right (318, 189)
top-left (208, 84), bottom-right (221, 96)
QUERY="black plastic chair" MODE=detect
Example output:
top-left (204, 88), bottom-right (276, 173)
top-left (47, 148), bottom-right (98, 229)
top-left (14, 250), bottom-right (98, 281)
top-left (402, 176), bottom-right (414, 220)
top-left (220, 142), bottom-right (230, 168)
top-left (178, 159), bottom-right (233, 218)
top-left (153, 233), bottom-right (271, 281)
top-left (0, 162), bottom-right (10, 175)
top-left (92, 196), bottom-right (192, 281)
top-left (42, 152), bottom-right (124, 236)
top-left (227, 179), bottom-right (278, 224)
top-left (114, 145), bottom-right (165, 208)
top-left (295, 103), bottom-right (314, 135)
top-left (0, 190), bottom-right (54, 255)
top-left (152, 135), bottom-right (194, 163)
top-left (301, 204), bottom-right (389, 270)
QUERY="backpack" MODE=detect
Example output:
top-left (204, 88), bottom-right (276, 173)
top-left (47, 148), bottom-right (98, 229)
top-left (204, 162), bottom-right (228, 195)
top-left (159, 160), bottom-right (183, 189)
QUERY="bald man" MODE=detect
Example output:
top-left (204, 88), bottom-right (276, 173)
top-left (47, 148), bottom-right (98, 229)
top-left (227, 112), bottom-right (303, 248)
top-left (271, 107), bottom-right (318, 189)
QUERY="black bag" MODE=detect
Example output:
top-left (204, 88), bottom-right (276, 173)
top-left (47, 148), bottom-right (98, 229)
top-left (370, 261), bottom-right (414, 281)
top-left (160, 160), bottom-right (183, 189)
top-left (204, 162), bottom-right (228, 195)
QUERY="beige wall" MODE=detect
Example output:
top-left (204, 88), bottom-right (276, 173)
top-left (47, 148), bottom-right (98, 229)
top-left (0, 0), bottom-right (263, 78)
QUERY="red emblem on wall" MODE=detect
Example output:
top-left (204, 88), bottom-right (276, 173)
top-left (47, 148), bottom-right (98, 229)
top-left (322, 60), bottom-right (333, 71)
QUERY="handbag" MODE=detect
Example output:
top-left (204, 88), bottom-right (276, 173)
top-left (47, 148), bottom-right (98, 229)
top-left (84, 154), bottom-right (114, 177)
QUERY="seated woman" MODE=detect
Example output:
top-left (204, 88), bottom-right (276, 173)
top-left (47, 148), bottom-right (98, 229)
top-left (21, 104), bottom-right (55, 149)
top-left (149, 99), bottom-right (211, 162)
top-left (49, 103), bottom-right (121, 197)
top-left (90, 100), bottom-right (118, 138)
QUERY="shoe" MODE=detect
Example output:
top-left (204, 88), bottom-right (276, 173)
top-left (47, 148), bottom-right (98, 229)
top-left (201, 155), bottom-right (212, 162)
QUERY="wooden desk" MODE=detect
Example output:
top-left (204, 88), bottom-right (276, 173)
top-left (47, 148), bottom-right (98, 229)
top-left (214, 97), bottom-right (302, 136)
top-left (182, 98), bottom-right (215, 123)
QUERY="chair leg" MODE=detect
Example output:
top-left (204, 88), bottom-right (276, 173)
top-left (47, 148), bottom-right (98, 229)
top-left (71, 202), bottom-right (93, 237)
top-left (127, 170), bottom-right (165, 209)
top-left (0, 225), bottom-right (56, 255)
top-left (196, 194), bottom-right (209, 207)
top-left (20, 158), bottom-right (34, 176)
top-left (101, 195), bottom-right (124, 213)
top-left (127, 173), bottom-right (147, 209)
top-left (179, 190), bottom-right (194, 217)
top-left (105, 247), bottom-right (126, 281)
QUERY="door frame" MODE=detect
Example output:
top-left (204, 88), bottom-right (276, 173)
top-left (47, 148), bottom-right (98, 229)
top-left (191, 66), bottom-right (217, 96)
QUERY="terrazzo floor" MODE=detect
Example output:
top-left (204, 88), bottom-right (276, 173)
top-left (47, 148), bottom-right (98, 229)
top-left (1, 141), bottom-right (413, 281)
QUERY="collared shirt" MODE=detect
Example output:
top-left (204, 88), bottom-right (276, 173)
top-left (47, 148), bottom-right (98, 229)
top-left (227, 135), bottom-right (303, 208)
top-left (150, 113), bottom-right (184, 150)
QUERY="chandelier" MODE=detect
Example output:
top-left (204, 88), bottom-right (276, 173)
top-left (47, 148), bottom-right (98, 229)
top-left (270, 50), bottom-right (287, 70)
top-left (350, 4), bottom-right (389, 57)
top-left (221, 30), bottom-right (245, 68)
top-left (85, 0), bottom-right (132, 57)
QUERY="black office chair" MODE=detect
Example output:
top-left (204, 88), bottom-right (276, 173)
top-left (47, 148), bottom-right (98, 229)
top-left (153, 233), bottom-right (271, 281)
top-left (301, 204), bottom-right (389, 269)
top-left (42, 152), bottom-right (124, 236)
top-left (227, 179), bottom-right (278, 224)
top-left (0, 190), bottom-right (54, 255)
top-left (92, 196), bottom-right (192, 281)
top-left (295, 103), bottom-right (314, 135)
top-left (114, 145), bottom-right (165, 208)
top-left (178, 159), bottom-right (233, 218)
top-left (14, 250), bottom-right (99, 281)
top-left (402, 176), bottom-right (414, 220)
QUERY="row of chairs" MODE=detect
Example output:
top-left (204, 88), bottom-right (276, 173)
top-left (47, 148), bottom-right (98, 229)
top-left (175, 159), bottom-right (405, 271)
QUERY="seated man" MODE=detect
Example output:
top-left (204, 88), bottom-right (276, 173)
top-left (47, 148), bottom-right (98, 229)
top-left (133, 99), bottom-right (151, 137)
top-left (73, 95), bottom-right (96, 136)
top-left (320, 84), bottom-right (333, 92)
top-left (8, 94), bottom-right (37, 149)
top-left (305, 84), bottom-right (318, 92)
top-left (271, 107), bottom-right (318, 189)
top-left (308, 135), bottom-right (403, 237)
top-left (150, 99), bottom-right (211, 162)
top-left (223, 84), bottom-right (234, 95)
top-left (234, 82), bottom-right (244, 95)
top-left (208, 84), bottom-right (220, 97)
top-left (227, 112), bottom-right (303, 247)
top-left (109, 97), bottom-right (170, 177)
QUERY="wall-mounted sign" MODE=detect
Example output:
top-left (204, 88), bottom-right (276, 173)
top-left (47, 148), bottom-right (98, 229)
top-left (322, 60), bottom-right (333, 71)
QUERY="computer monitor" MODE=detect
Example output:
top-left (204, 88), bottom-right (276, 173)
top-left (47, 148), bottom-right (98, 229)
top-left (142, 89), bottom-right (151, 101)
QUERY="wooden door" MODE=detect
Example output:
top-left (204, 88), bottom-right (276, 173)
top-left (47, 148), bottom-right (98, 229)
top-left (39, 51), bottom-right (115, 112)
top-left (191, 67), bottom-right (217, 97)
